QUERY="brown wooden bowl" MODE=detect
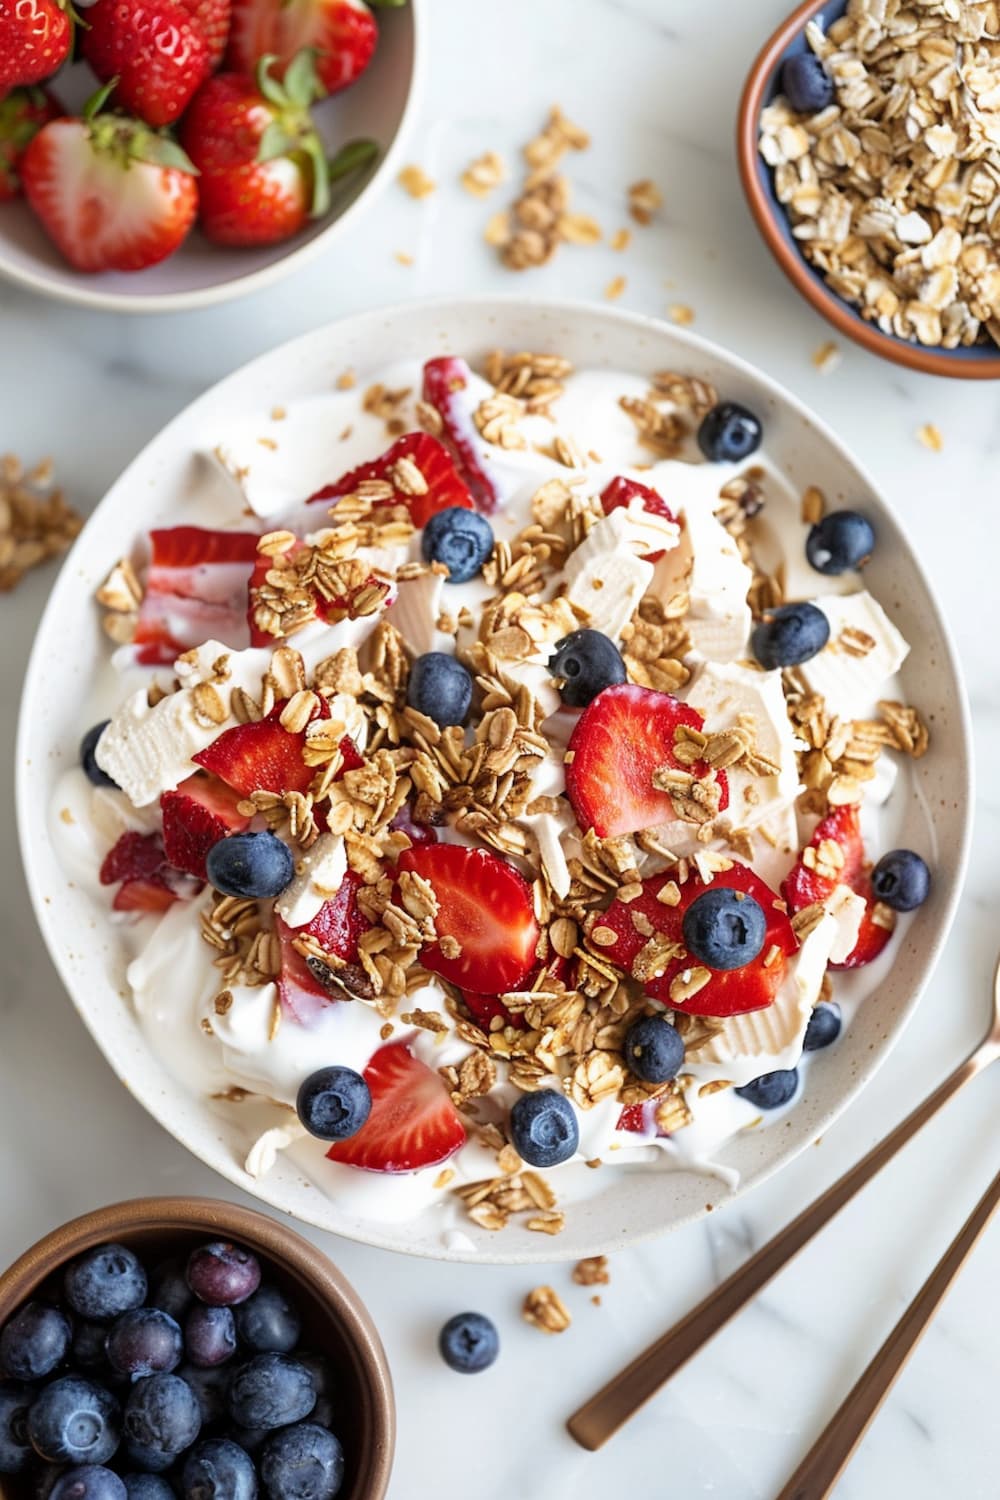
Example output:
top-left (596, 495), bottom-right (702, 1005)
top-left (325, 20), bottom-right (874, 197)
top-left (0, 1198), bottom-right (394, 1500)
top-left (736, 0), bottom-right (1000, 379)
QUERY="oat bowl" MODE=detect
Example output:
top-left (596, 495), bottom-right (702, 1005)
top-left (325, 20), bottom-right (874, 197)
top-left (739, 0), bottom-right (1000, 377)
top-left (16, 296), bottom-right (972, 1263)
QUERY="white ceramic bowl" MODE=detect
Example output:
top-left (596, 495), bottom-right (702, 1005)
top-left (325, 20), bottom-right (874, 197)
top-left (16, 296), bottom-right (973, 1262)
top-left (0, 4), bottom-right (420, 314)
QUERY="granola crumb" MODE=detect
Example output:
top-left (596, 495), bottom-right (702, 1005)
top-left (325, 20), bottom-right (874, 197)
top-left (668, 303), bottom-right (695, 326)
top-left (572, 1255), bottom-right (610, 1286)
top-left (522, 1285), bottom-right (571, 1334)
top-left (811, 341), bottom-right (841, 374)
top-left (0, 456), bottom-right (82, 592)
top-left (628, 178), bottom-right (662, 225)
top-left (461, 150), bottom-right (507, 198)
top-left (591, 1294), bottom-right (602, 1307)
top-left (610, 227), bottom-right (631, 252)
top-left (394, 250), bottom-right (414, 266)
top-left (398, 164), bottom-right (435, 199)
top-left (604, 275), bottom-right (626, 301)
top-left (335, 370), bottom-right (356, 390)
top-left (916, 423), bottom-right (943, 453)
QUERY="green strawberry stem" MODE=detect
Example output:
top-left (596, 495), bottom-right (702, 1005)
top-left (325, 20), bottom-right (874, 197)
top-left (328, 138), bottom-right (378, 185)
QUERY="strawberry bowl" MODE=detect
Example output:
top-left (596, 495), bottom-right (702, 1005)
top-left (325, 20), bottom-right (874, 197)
top-left (0, 1), bottom-right (419, 314)
top-left (16, 296), bottom-right (973, 1262)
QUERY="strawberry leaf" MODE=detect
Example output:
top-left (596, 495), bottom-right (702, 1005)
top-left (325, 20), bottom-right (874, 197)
top-left (137, 134), bottom-right (199, 174)
top-left (328, 137), bottom-right (378, 184)
top-left (284, 47), bottom-right (325, 109)
top-left (257, 120), bottom-right (298, 163)
top-left (83, 78), bottom-right (118, 121)
top-left (301, 130), bottom-right (331, 219)
top-left (255, 55), bottom-right (289, 108)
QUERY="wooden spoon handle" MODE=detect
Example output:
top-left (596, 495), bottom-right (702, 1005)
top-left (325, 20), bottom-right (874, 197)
top-left (776, 1163), bottom-right (1000, 1499)
top-left (566, 1045), bottom-right (990, 1451)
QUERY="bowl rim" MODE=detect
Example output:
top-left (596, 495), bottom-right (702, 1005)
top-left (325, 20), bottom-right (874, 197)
top-left (0, 1), bottom-right (423, 316)
top-left (0, 1195), bottom-right (395, 1500)
top-left (736, 0), bottom-right (1000, 380)
top-left (15, 293), bottom-right (976, 1261)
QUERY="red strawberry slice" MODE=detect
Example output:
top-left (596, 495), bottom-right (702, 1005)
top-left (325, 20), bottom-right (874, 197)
top-left (396, 843), bottom-right (541, 993)
top-left (161, 773), bottom-right (250, 880)
top-left (565, 684), bottom-right (729, 840)
top-left (113, 876), bottom-right (180, 914)
top-left (134, 527), bottom-right (259, 666)
top-left (421, 358), bottom-right (501, 513)
top-left (308, 431), bottom-right (476, 531)
top-left (616, 1101), bottom-right (674, 1136)
top-left (193, 698), bottom-right (354, 799)
top-left (600, 476), bottom-right (678, 562)
top-left (227, 0), bottom-right (377, 96)
top-left (276, 870), bottom-right (371, 1024)
top-left (782, 804), bottom-right (894, 970)
top-left (598, 863), bottom-right (796, 1016)
top-left (99, 831), bottom-right (167, 886)
top-left (326, 1040), bottom-right (467, 1173)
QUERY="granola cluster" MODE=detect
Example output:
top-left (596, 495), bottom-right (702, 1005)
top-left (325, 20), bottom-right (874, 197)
top-left (760, 0), bottom-right (1000, 348)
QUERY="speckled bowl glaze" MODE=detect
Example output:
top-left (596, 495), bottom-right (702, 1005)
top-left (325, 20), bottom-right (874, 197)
top-left (0, 1196), bottom-right (394, 1500)
top-left (738, 0), bottom-right (1000, 378)
top-left (15, 296), bottom-right (973, 1262)
top-left (0, 1), bottom-right (420, 315)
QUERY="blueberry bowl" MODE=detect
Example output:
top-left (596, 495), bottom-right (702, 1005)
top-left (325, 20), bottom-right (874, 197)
top-left (737, 0), bottom-right (1000, 378)
top-left (0, 1198), bottom-right (394, 1500)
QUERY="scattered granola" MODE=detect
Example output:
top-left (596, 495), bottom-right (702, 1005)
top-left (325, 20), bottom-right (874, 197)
top-left (628, 178), bottom-right (663, 226)
top-left (397, 164), bottom-right (435, 200)
top-left (572, 1255), bottom-right (610, 1286)
top-left (0, 456), bottom-right (82, 592)
top-left (916, 422), bottom-right (944, 453)
top-left (522, 1285), bottom-right (572, 1334)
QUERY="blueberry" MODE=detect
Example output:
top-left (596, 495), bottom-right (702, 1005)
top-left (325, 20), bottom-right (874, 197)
top-left (1, 1302), bottom-right (72, 1380)
top-left (623, 1015), bottom-right (685, 1084)
top-left (183, 1306), bottom-right (236, 1370)
top-left (233, 1288), bottom-right (300, 1356)
top-left (71, 1323), bottom-right (111, 1375)
top-left (291, 1354), bottom-right (332, 1400)
top-left (105, 1311), bottom-right (182, 1383)
top-left (803, 1001), bottom-right (842, 1053)
top-left (122, 1374), bottom-right (201, 1467)
top-left (147, 1261), bottom-right (194, 1323)
top-left (123, 1476), bottom-right (176, 1500)
top-left (0, 1380), bottom-right (34, 1473)
top-left (751, 602), bottom-right (830, 670)
top-left (405, 652), bottom-right (472, 728)
top-left (696, 401), bottom-right (762, 463)
top-left (805, 510), bottom-right (875, 575)
top-left (871, 849), bottom-right (930, 912)
top-left (176, 1365), bottom-right (229, 1427)
top-left (205, 832), bottom-right (294, 901)
top-left (437, 1312), bottom-right (498, 1374)
top-left (187, 1245), bottom-right (261, 1310)
top-left (735, 1069), bottom-right (799, 1110)
top-left (295, 1068), bottom-right (371, 1144)
top-left (781, 52), bottom-right (834, 114)
top-left (65, 1246), bottom-right (147, 1323)
top-left (547, 630), bottom-right (627, 709)
top-left (182, 1439), bottom-right (257, 1500)
top-left (259, 1423), bottom-right (344, 1500)
top-left (682, 887), bottom-right (767, 971)
top-left (226, 1355), bottom-right (315, 1432)
top-left (50, 1466), bottom-right (127, 1500)
top-left (27, 1377), bottom-right (121, 1466)
top-left (421, 508), bottom-right (494, 584)
top-left (509, 1090), bottom-right (579, 1168)
top-left (80, 723), bottom-right (118, 790)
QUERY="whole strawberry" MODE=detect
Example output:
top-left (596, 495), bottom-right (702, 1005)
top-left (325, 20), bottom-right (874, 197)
top-left (0, 87), bottom-right (61, 201)
top-left (180, 51), bottom-right (330, 246)
top-left (21, 86), bottom-right (198, 272)
top-left (178, 0), bottom-right (232, 68)
top-left (227, 0), bottom-right (376, 96)
top-left (0, 0), bottom-right (73, 90)
top-left (81, 0), bottom-right (213, 127)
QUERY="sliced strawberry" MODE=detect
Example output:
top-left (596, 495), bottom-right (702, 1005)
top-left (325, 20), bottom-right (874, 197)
top-left (396, 843), bottom-right (541, 993)
top-left (598, 863), bottom-right (796, 1016)
top-left (308, 432), bottom-right (476, 531)
top-left (565, 684), bottom-right (729, 840)
top-left (600, 476), bottom-right (677, 562)
top-left (99, 831), bottom-right (166, 886)
top-left (113, 875), bottom-right (180, 914)
top-left (326, 1040), bottom-right (467, 1173)
top-left (421, 358), bottom-right (501, 513)
top-left (134, 526), bottom-right (259, 665)
top-left (193, 698), bottom-right (341, 798)
top-left (782, 804), bottom-right (894, 969)
top-left (275, 870), bottom-right (371, 1024)
top-left (161, 773), bottom-right (250, 880)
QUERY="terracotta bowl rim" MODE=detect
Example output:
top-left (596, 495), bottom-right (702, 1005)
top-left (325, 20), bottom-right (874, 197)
top-left (0, 1195), bottom-right (395, 1500)
top-left (736, 0), bottom-right (1000, 379)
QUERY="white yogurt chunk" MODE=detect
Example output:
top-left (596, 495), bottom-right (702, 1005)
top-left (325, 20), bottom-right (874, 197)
top-left (799, 591), bottom-right (910, 719)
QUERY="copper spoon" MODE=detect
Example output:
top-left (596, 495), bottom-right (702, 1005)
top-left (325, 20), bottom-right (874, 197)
top-left (776, 1159), bottom-right (1000, 1498)
top-left (567, 955), bottom-right (1000, 1452)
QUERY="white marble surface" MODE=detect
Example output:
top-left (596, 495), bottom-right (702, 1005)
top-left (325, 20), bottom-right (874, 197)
top-left (2, 0), bottom-right (999, 1494)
